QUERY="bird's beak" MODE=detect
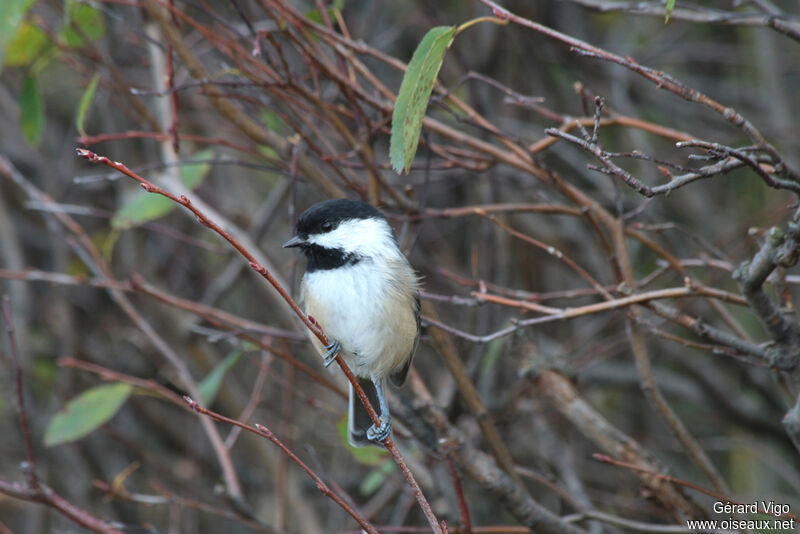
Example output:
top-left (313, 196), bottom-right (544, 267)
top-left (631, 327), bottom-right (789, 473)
top-left (282, 235), bottom-right (305, 248)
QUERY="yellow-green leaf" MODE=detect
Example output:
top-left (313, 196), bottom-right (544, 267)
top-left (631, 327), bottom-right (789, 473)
top-left (61, 0), bottom-right (105, 47)
top-left (305, 7), bottom-right (339, 26)
top-left (112, 193), bottom-right (174, 230)
top-left (44, 383), bottom-right (132, 446)
top-left (336, 416), bottom-right (387, 466)
top-left (303, 0), bottom-right (344, 32)
top-left (0, 0), bottom-right (37, 70)
top-left (111, 149), bottom-right (214, 230)
top-left (20, 73), bottom-right (44, 147)
top-left (76, 72), bottom-right (100, 136)
top-left (198, 349), bottom-right (242, 405)
top-left (390, 25), bottom-right (456, 174)
top-left (665, 0), bottom-right (676, 22)
top-left (359, 461), bottom-right (395, 496)
top-left (4, 21), bottom-right (48, 67)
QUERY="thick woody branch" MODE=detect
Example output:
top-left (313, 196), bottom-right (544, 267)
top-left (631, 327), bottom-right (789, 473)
top-left (407, 400), bottom-right (587, 534)
top-left (733, 225), bottom-right (800, 370)
top-left (530, 369), bottom-right (705, 521)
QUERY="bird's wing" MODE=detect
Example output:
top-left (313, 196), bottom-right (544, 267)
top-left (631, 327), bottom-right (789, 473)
top-left (389, 292), bottom-right (420, 387)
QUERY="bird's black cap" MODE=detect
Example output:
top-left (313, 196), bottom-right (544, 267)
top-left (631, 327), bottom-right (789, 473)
top-left (293, 199), bottom-right (385, 239)
top-left (283, 199), bottom-right (387, 271)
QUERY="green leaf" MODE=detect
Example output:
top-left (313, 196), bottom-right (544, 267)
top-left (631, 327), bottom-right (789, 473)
top-left (198, 349), bottom-right (243, 405)
top-left (32, 357), bottom-right (58, 389)
top-left (61, 1), bottom-right (105, 47)
top-left (178, 148), bottom-right (215, 189)
top-left (0, 0), bottom-right (37, 70)
top-left (4, 22), bottom-right (48, 67)
top-left (305, 7), bottom-right (336, 26)
top-left (258, 110), bottom-right (289, 160)
top-left (479, 336), bottom-right (507, 374)
top-left (664, 0), bottom-right (676, 22)
top-left (20, 73), bottom-right (44, 147)
top-left (336, 416), bottom-right (387, 466)
top-left (389, 25), bottom-right (456, 174)
top-left (359, 461), bottom-right (395, 496)
top-left (44, 383), bottom-right (132, 446)
top-left (76, 72), bottom-right (100, 136)
top-left (262, 109), bottom-right (289, 134)
top-left (111, 149), bottom-right (215, 229)
top-left (112, 192), bottom-right (174, 230)
top-left (303, 1), bottom-right (344, 26)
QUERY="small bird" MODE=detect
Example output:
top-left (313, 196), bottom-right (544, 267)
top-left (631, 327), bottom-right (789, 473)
top-left (284, 199), bottom-right (420, 446)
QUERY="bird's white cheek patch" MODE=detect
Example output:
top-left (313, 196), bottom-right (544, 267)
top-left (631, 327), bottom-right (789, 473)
top-left (307, 218), bottom-right (399, 260)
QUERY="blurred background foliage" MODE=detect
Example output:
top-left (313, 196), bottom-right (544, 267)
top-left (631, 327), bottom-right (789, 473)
top-left (1, 0), bottom-right (800, 532)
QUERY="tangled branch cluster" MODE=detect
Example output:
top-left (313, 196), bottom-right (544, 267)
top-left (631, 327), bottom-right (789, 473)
top-left (2, 0), bottom-right (800, 532)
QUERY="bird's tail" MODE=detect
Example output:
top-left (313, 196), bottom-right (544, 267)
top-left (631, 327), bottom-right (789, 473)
top-left (348, 377), bottom-right (382, 447)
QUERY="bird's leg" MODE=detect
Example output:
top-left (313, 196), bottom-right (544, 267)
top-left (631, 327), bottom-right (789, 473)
top-left (366, 376), bottom-right (391, 442)
top-left (323, 339), bottom-right (341, 368)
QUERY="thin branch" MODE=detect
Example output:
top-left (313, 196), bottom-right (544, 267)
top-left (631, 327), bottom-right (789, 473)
top-left (472, 284), bottom-right (747, 318)
top-left (592, 453), bottom-right (800, 521)
top-left (480, 0), bottom-right (798, 182)
top-left (546, 127), bottom-right (654, 197)
top-left (225, 351), bottom-right (273, 449)
top-left (676, 140), bottom-right (800, 195)
top-left (425, 283), bottom-right (747, 344)
top-left (76, 148), bottom-right (442, 534)
top-left (533, 371), bottom-right (704, 519)
top-left (563, 0), bottom-right (800, 43)
top-left (562, 510), bottom-right (696, 533)
top-left (0, 479), bottom-right (125, 534)
top-left (182, 396), bottom-right (380, 534)
top-left (0, 155), bottom-right (245, 503)
top-left (441, 441), bottom-right (472, 534)
top-left (407, 400), bottom-right (587, 534)
top-left (2, 296), bottom-right (38, 489)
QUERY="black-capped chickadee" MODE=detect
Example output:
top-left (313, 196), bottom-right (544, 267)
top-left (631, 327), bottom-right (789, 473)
top-left (284, 199), bottom-right (420, 446)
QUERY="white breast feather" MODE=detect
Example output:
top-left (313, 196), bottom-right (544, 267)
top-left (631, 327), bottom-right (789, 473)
top-left (301, 218), bottom-right (418, 378)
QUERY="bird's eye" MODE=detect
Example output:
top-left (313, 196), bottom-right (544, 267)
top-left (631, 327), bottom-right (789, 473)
top-left (321, 221), bottom-right (333, 232)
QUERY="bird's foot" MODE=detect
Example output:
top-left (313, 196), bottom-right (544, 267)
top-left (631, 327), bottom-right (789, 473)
top-left (366, 416), bottom-right (391, 443)
top-left (323, 339), bottom-right (341, 368)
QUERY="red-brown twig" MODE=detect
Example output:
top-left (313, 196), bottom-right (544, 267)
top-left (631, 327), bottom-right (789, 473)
top-left (76, 148), bottom-right (442, 534)
top-left (592, 453), bottom-right (800, 521)
top-left (1, 155), bottom-right (245, 502)
top-left (76, 130), bottom-right (256, 154)
top-left (183, 396), bottom-right (379, 533)
top-left (165, 0), bottom-right (180, 155)
top-left (58, 357), bottom-right (188, 406)
top-left (2, 295), bottom-right (38, 489)
top-left (442, 441), bottom-right (472, 534)
top-left (225, 351), bottom-right (273, 449)
top-left (479, 0), bottom-right (798, 185)
top-left (0, 297), bottom-right (125, 533)
top-left (479, 210), bottom-right (609, 296)
top-left (0, 268), bottom-right (347, 396)
top-left (0, 479), bottom-right (125, 534)
top-left (473, 285), bottom-right (747, 317)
